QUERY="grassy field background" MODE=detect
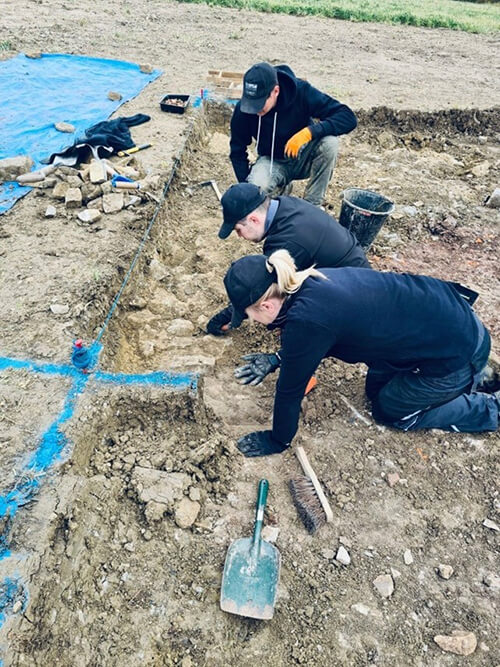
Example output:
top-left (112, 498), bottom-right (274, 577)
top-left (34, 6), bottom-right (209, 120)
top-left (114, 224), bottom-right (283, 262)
top-left (175, 0), bottom-right (500, 33)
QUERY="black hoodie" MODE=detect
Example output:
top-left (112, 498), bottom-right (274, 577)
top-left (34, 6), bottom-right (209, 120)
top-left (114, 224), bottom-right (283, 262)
top-left (230, 65), bottom-right (357, 182)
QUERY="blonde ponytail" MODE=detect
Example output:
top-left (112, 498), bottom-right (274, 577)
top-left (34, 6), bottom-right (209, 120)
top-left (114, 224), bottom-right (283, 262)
top-left (258, 249), bottom-right (326, 302)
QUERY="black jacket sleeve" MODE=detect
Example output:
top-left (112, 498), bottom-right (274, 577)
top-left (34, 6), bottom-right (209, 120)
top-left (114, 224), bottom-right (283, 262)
top-left (271, 320), bottom-right (334, 444)
top-left (229, 106), bottom-right (254, 182)
top-left (302, 82), bottom-right (357, 139)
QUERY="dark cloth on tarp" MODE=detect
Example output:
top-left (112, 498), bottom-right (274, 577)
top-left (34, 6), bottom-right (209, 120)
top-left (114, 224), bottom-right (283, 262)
top-left (0, 53), bottom-right (161, 214)
top-left (42, 113), bottom-right (151, 165)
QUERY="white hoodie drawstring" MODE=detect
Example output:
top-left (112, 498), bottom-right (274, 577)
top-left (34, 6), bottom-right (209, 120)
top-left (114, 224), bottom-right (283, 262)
top-left (256, 116), bottom-right (261, 158)
top-left (269, 112), bottom-right (277, 176)
top-left (255, 112), bottom-right (277, 177)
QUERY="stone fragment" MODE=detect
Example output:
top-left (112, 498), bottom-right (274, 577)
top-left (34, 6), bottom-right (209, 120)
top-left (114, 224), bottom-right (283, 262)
top-left (351, 603), bottom-right (382, 618)
top-left (437, 564), bottom-right (454, 580)
top-left (107, 91), bottom-right (122, 101)
top-left (434, 630), bottom-right (477, 656)
top-left (64, 187), bottom-right (82, 208)
top-left (54, 121), bottom-right (75, 133)
top-left (87, 197), bottom-right (103, 211)
top-left (262, 526), bottom-right (279, 543)
top-left (124, 195), bottom-right (141, 208)
top-left (403, 549), bottom-right (414, 565)
top-left (321, 548), bottom-right (335, 560)
top-left (470, 161), bottom-right (490, 178)
top-left (127, 310), bottom-right (158, 326)
top-left (483, 573), bottom-right (500, 590)
top-left (50, 303), bottom-right (69, 315)
top-left (167, 318), bottom-right (195, 336)
top-left (390, 567), bottom-right (401, 579)
top-left (0, 156), bottom-right (34, 181)
top-left (139, 63), bottom-right (154, 73)
top-left (131, 467), bottom-right (191, 508)
top-left (52, 181), bottom-right (70, 199)
top-left (335, 546), bottom-right (351, 565)
top-left (89, 160), bottom-right (107, 184)
top-left (102, 192), bottom-right (124, 213)
top-left (149, 258), bottom-right (169, 281)
top-left (81, 182), bottom-right (102, 203)
top-left (373, 574), bottom-right (394, 598)
top-left (139, 340), bottom-right (155, 358)
top-left (100, 181), bottom-right (112, 195)
top-left (78, 209), bottom-right (101, 223)
top-left (387, 472), bottom-right (400, 487)
top-left (144, 500), bottom-right (167, 523)
top-left (26, 52), bottom-right (42, 58)
top-left (482, 518), bottom-right (499, 531)
top-left (45, 205), bottom-right (57, 218)
top-left (189, 487), bottom-right (201, 502)
top-left (174, 497), bottom-right (200, 529)
top-left (166, 355), bottom-right (216, 370)
top-left (484, 188), bottom-right (500, 208)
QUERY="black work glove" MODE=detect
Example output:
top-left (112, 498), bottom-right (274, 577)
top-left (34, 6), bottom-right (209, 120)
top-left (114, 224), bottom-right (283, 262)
top-left (234, 352), bottom-right (281, 386)
top-left (206, 305), bottom-right (233, 336)
top-left (237, 430), bottom-right (289, 457)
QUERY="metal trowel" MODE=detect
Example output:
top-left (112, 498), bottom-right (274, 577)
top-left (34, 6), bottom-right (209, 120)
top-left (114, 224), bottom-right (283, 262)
top-left (220, 479), bottom-right (280, 620)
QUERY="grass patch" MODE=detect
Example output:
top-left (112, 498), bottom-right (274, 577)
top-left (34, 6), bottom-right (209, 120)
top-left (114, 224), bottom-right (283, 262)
top-left (174, 0), bottom-right (500, 33)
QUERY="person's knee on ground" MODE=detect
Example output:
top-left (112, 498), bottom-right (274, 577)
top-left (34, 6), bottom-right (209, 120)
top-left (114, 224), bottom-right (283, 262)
top-left (248, 157), bottom-right (289, 197)
top-left (303, 136), bottom-right (339, 206)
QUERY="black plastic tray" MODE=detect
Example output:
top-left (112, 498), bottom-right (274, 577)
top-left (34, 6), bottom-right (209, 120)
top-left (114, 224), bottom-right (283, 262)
top-left (160, 94), bottom-right (190, 114)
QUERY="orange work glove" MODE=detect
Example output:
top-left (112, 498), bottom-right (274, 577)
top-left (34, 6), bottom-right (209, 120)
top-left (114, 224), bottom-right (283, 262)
top-left (284, 127), bottom-right (312, 158)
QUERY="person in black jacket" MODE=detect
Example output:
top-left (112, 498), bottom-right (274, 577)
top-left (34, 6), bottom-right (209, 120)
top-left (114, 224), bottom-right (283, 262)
top-left (230, 62), bottom-right (357, 206)
top-left (222, 250), bottom-right (498, 457)
top-left (206, 182), bottom-right (370, 335)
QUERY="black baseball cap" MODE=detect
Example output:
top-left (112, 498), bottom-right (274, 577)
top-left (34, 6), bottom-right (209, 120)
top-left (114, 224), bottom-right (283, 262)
top-left (218, 183), bottom-right (267, 239)
top-left (240, 62), bottom-right (278, 114)
top-left (224, 255), bottom-right (277, 323)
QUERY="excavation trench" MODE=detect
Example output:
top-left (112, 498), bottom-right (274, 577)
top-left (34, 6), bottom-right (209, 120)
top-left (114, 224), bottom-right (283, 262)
top-left (5, 102), bottom-right (500, 666)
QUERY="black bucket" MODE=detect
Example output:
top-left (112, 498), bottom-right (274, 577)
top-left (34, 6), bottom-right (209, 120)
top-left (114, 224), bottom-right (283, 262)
top-left (339, 188), bottom-right (394, 250)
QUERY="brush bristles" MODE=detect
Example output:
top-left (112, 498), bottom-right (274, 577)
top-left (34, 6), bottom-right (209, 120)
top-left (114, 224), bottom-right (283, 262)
top-left (289, 476), bottom-right (327, 534)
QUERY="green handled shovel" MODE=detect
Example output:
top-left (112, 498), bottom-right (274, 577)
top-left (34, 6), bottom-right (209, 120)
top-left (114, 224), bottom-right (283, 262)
top-left (220, 479), bottom-right (281, 620)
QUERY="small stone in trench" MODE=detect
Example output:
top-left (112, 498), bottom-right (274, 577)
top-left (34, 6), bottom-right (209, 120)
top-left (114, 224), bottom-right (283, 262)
top-left (262, 525), bottom-right (279, 543)
top-left (78, 209), bottom-right (101, 224)
top-left (50, 303), bottom-right (69, 315)
top-left (174, 497), bottom-right (200, 529)
top-left (335, 546), bottom-right (351, 565)
top-left (434, 630), bottom-right (477, 656)
top-left (484, 187), bottom-right (500, 208)
top-left (437, 564), bottom-right (454, 580)
top-left (482, 518), bottom-right (499, 531)
top-left (45, 205), bottom-right (57, 218)
top-left (387, 472), bottom-right (400, 487)
top-left (373, 574), bottom-right (394, 598)
top-left (321, 548), bottom-right (335, 560)
top-left (403, 549), bottom-right (414, 565)
top-left (483, 573), bottom-right (500, 590)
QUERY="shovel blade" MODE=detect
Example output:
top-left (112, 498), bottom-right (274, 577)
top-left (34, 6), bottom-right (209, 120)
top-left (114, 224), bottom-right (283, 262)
top-left (220, 537), bottom-right (280, 620)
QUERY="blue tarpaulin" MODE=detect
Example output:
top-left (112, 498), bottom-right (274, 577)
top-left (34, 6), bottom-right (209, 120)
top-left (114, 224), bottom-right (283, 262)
top-left (0, 53), bottom-right (162, 214)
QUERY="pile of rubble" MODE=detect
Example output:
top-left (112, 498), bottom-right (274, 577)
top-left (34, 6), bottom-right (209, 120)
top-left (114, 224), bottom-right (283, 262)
top-left (0, 155), bottom-right (165, 224)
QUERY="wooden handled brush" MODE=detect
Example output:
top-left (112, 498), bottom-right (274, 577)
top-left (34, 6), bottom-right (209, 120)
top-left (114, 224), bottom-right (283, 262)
top-left (289, 446), bottom-right (333, 534)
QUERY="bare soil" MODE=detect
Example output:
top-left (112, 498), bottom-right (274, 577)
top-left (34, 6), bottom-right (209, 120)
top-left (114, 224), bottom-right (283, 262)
top-left (0, 2), bottom-right (499, 666)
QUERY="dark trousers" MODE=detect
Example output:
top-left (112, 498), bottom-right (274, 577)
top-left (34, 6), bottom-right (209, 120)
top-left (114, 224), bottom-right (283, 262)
top-left (366, 320), bottom-right (498, 433)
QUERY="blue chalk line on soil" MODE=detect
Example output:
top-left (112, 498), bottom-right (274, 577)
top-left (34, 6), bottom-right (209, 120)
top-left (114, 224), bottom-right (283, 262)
top-left (0, 351), bottom-right (198, 627)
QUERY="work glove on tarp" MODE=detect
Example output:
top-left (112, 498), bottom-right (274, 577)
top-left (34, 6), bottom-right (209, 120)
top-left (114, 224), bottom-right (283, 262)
top-left (206, 306), bottom-right (234, 336)
top-left (234, 352), bottom-right (281, 386)
top-left (237, 430), bottom-right (289, 457)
